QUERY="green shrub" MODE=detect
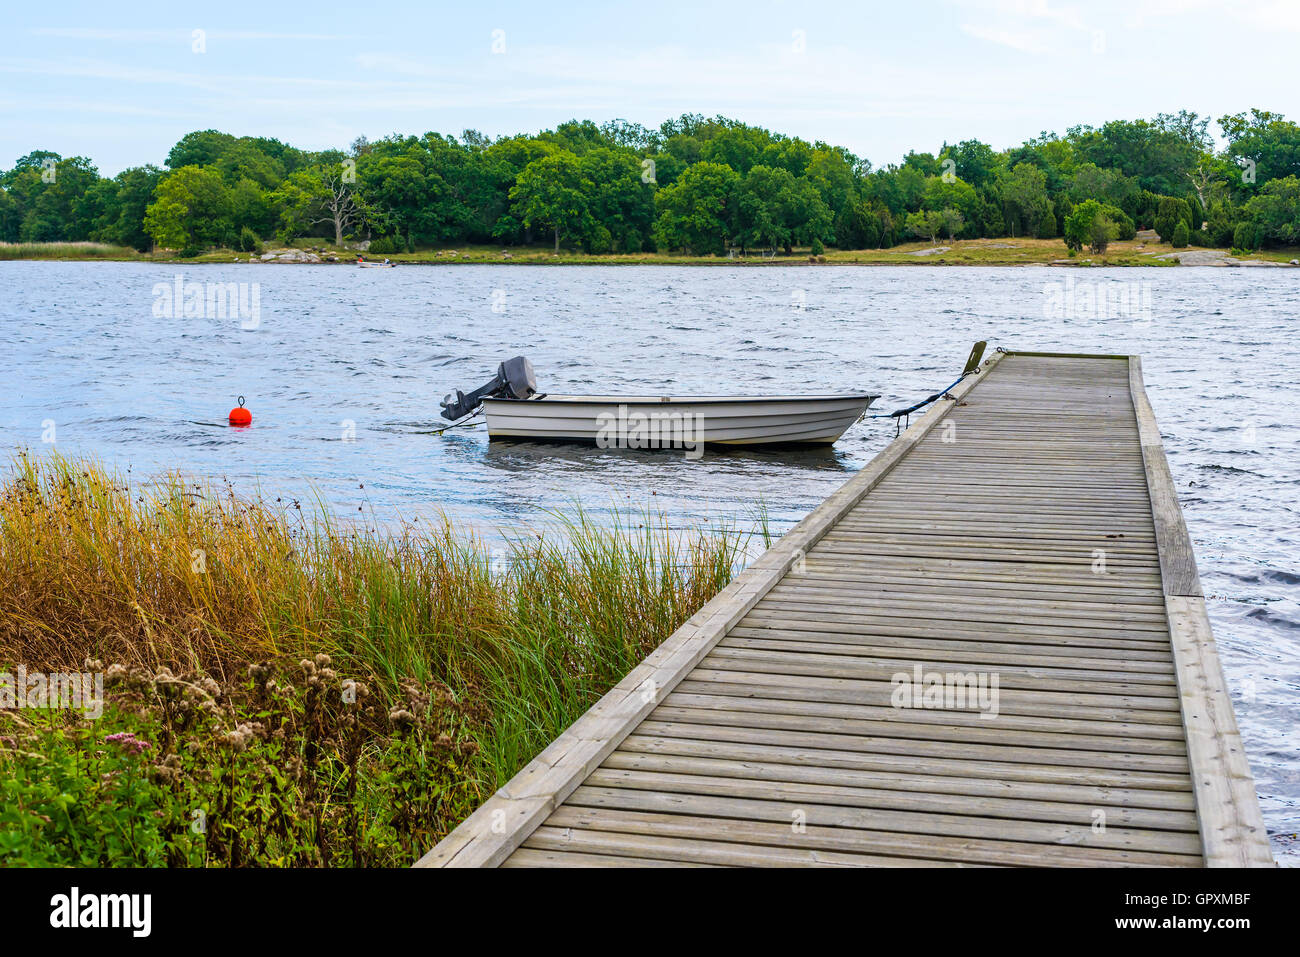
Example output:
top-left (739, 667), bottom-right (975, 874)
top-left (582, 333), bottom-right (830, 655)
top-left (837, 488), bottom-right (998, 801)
top-left (237, 227), bottom-right (262, 254)
top-left (1154, 196), bottom-right (1193, 243)
top-left (0, 659), bottom-right (484, 867)
top-left (1064, 199), bottom-right (1121, 253)
top-left (1233, 221), bottom-right (1259, 251)
top-left (178, 245), bottom-right (202, 258)
top-left (583, 224), bottom-right (613, 255)
top-left (368, 236), bottom-right (398, 255)
top-left (810, 237), bottom-right (825, 255)
top-left (1172, 221), bottom-right (1190, 248)
top-left (1109, 208), bottom-right (1137, 241)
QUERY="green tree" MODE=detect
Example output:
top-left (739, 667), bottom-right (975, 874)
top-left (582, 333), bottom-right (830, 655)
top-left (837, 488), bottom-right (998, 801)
top-left (1219, 110), bottom-right (1300, 190)
top-left (509, 151), bottom-right (594, 252)
top-left (1243, 175), bottom-right (1300, 246)
top-left (92, 166), bottom-right (162, 250)
top-left (734, 165), bottom-right (831, 254)
top-left (1068, 162), bottom-right (1140, 215)
top-left (1232, 221), bottom-right (1259, 251)
top-left (1069, 112), bottom-right (1209, 197)
top-left (941, 139), bottom-right (1000, 190)
top-left (652, 161), bottom-right (740, 255)
top-left (143, 166), bottom-right (228, 250)
top-left (0, 188), bottom-right (19, 242)
top-left (1153, 196), bottom-right (1193, 243)
top-left (923, 176), bottom-right (978, 234)
top-left (1171, 221), bottom-right (1190, 248)
top-left (939, 207), bottom-right (965, 240)
top-left (272, 165), bottom-right (366, 245)
top-left (579, 148), bottom-right (655, 252)
top-left (905, 210), bottom-right (944, 245)
top-left (997, 163), bottom-right (1052, 237)
top-left (1064, 199), bottom-right (1119, 253)
top-left (3, 154), bottom-right (101, 241)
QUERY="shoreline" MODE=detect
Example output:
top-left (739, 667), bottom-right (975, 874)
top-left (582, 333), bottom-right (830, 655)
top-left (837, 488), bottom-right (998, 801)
top-left (5, 237), bottom-right (1299, 268)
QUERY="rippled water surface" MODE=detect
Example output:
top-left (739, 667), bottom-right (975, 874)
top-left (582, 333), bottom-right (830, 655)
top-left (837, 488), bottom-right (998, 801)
top-left (4, 261), bottom-right (1298, 861)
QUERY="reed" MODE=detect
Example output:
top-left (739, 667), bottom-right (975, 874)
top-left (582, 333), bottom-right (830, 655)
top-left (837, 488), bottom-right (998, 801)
top-left (0, 451), bottom-right (744, 793)
top-left (0, 241), bottom-right (139, 260)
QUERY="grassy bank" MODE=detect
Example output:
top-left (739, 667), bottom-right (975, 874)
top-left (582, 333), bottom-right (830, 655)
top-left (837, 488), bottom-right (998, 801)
top-left (5, 239), bottom-right (1296, 266)
top-left (0, 451), bottom-right (746, 865)
top-left (0, 241), bottom-right (146, 260)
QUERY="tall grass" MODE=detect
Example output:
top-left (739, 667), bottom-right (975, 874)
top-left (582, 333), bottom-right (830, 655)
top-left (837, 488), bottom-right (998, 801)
top-left (0, 451), bottom-right (745, 793)
top-left (0, 241), bottom-right (139, 260)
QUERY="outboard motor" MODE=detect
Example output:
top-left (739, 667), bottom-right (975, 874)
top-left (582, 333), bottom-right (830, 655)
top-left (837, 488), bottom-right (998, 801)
top-left (440, 356), bottom-right (537, 421)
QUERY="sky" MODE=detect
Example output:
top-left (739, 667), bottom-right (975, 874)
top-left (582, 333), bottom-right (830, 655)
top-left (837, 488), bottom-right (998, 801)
top-left (2, 0), bottom-right (1297, 175)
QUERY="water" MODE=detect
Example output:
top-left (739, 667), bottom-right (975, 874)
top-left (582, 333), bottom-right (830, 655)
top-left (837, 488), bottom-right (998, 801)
top-left (4, 261), bottom-right (1299, 862)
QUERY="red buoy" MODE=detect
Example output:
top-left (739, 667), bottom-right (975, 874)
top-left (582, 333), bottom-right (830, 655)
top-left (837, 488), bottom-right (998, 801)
top-left (229, 396), bottom-right (252, 426)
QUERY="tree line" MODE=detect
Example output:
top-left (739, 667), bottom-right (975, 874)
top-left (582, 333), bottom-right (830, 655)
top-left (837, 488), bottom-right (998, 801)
top-left (2, 109), bottom-right (1298, 257)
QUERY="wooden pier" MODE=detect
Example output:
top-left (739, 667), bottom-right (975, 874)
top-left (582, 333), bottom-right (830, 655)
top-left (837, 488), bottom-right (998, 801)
top-left (418, 350), bottom-right (1272, 868)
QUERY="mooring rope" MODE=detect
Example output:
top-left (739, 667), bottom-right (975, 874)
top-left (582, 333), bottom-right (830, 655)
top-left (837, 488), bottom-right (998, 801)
top-left (863, 370), bottom-right (974, 434)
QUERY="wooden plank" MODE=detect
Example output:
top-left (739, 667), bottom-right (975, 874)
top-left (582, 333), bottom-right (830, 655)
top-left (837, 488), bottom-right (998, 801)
top-left (583, 767), bottom-right (1199, 831)
top-left (632, 719), bottom-right (1191, 773)
top-left (565, 786), bottom-right (1203, 856)
top-left (644, 705), bottom-right (1188, 755)
top-left (602, 751), bottom-right (1195, 809)
top-left (662, 691), bottom-right (1188, 737)
top-left (501, 847), bottom-right (715, 868)
top-left (720, 634), bottom-right (1177, 672)
top-left (542, 805), bottom-right (1199, 867)
top-left (700, 646), bottom-right (1178, 693)
top-left (1129, 356), bottom-right (1202, 598)
top-left (524, 824), bottom-right (930, 867)
top-left (620, 734), bottom-right (1194, 791)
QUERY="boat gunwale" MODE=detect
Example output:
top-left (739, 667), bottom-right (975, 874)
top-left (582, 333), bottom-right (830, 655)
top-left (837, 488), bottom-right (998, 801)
top-left (483, 393), bottom-right (881, 406)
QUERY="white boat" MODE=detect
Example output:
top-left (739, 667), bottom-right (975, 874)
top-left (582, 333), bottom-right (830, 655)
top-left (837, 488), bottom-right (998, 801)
top-left (357, 259), bottom-right (394, 268)
top-left (482, 393), bottom-right (877, 447)
top-left (440, 357), bottom-right (878, 449)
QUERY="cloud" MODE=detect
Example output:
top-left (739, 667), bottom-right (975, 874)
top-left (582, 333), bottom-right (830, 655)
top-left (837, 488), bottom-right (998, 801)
top-left (959, 23), bottom-right (1047, 52)
top-left (30, 27), bottom-right (346, 42)
top-left (953, 0), bottom-right (1099, 54)
top-left (1128, 0), bottom-right (1300, 31)
top-left (0, 57), bottom-right (387, 93)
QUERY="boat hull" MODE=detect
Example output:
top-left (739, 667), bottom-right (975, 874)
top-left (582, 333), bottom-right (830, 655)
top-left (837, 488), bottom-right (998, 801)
top-left (482, 394), bottom-right (878, 448)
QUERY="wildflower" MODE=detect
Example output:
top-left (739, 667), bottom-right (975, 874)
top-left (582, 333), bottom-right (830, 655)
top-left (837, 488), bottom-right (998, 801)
top-left (104, 731), bottom-right (152, 756)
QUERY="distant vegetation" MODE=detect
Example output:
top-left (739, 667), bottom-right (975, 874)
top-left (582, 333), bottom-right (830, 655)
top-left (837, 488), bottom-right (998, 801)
top-left (2, 109), bottom-right (1299, 258)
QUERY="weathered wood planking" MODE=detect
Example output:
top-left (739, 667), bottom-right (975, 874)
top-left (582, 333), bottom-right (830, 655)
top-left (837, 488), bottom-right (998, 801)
top-left (1128, 357), bottom-right (1273, 866)
top-left (417, 351), bottom-right (1271, 868)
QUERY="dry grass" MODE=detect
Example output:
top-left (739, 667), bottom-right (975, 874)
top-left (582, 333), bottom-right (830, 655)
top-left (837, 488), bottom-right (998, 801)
top-left (0, 450), bottom-right (745, 789)
top-left (0, 241), bottom-right (141, 260)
